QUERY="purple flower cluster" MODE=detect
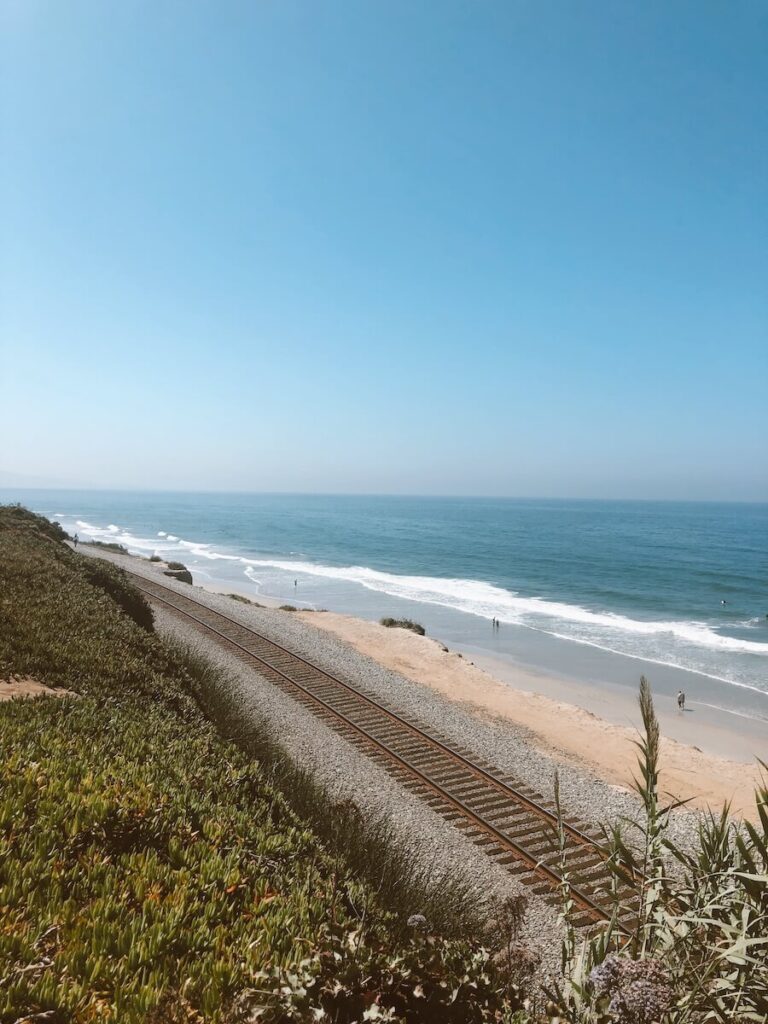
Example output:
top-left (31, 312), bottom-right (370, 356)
top-left (589, 955), bottom-right (673, 1024)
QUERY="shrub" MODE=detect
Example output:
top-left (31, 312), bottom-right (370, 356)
top-left (227, 593), bottom-right (263, 607)
top-left (149, 554), bottom-right (163, 562)
top-left (1, 504), bottom-right (69, 543)
top-left (164, 568), bottom-right (193, 584)
top-left (380, 617), bottom-right (426, 636)
top-left (89, 540), bottom-right (129, 554)
top-left (166, 560), bottom-right (187, 571)
top-left (232, 931), bottom-right (525, 1021)
top-left (279, 604), bottom-right (298, 611)
top-left (227, 592), bottom-right (247, 601)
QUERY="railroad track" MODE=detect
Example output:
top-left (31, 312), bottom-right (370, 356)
top-left (128, 571), bottom-right (638, 933)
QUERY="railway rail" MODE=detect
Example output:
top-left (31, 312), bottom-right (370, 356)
top-left (127, 570), bottom-right (639, 933)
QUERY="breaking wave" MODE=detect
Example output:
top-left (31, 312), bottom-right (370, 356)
top-left (52, 512), bottom-right (768, 694)
top-left (239, 557), bottom-right (768, 657)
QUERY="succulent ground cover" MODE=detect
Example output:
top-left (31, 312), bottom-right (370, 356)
top-left (0, 508), bottom-right (525, 1023)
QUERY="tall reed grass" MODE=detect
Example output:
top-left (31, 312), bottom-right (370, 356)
top-left (544, 677), bottom-right (768, 1023)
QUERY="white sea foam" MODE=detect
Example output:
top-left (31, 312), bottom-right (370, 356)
top-left (243, 566), bottom-right (263, 590)
top-left (542, 629), bottom-right (768, 695)
top-left (177, 539), bottom-right (240, 560)
top-left (50, 515), bottom-right (768, 678)
top-left (239, 557), bottom-right (768, 658)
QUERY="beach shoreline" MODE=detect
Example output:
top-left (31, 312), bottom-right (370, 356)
top-left (192, 570), bottom-right (768, 818)
top-left (26, 496), bottom-right (768, 729)
top-left (283, 606), bottom-right (766, 820)
top-left (79, 552), bottom-right (768, 820)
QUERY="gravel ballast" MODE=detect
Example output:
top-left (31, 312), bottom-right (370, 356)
top-left (78, 547), bottom-right (709, 977)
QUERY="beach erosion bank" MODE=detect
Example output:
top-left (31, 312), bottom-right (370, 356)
top-left (197, 577), bottom-right (767, 820)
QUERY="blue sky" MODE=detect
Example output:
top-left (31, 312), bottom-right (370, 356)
top-left (1, 1), bottom-right (766, 499)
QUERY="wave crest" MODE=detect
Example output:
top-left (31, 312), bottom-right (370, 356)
top-left (240, 557), bottom-right (768, 656)
top-left (49, 513), bottom-right (768, 669)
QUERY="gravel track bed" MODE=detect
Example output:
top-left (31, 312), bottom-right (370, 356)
top-left (80, 549), bottom-right (708, 974)
top-left (105, 554), bottom-right (703, 849)
top-left (151, 607), bottom-right (564, 982)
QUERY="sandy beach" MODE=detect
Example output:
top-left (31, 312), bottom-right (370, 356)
top-left (143, 568), bottom-right (767, 821)
top-left (294, 609), bottom-right (767, 820)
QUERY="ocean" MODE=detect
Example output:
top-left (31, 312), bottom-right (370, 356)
top-left (5, 490), bottom-right (768, 724)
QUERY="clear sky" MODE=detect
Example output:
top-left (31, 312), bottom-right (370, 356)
top-left (1, 1), bottom-right (766, 499)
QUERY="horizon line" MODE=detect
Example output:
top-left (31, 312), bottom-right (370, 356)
top-left (0, 485), bottom-right (766, 506)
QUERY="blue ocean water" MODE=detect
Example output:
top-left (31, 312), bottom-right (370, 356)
top-left (5, 490), bottom-right (768, 720)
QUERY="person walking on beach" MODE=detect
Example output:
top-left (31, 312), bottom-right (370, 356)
top-left (73, 533), bottom-right (79, 548)
top-left (677, 690), bottom-right (685, 711)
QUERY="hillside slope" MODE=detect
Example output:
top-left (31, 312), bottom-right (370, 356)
top-left (0, 507), bottom-right (522, 1023)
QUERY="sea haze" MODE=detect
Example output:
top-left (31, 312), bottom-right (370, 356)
top-left (7, 490), bottom-right (768, 723)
